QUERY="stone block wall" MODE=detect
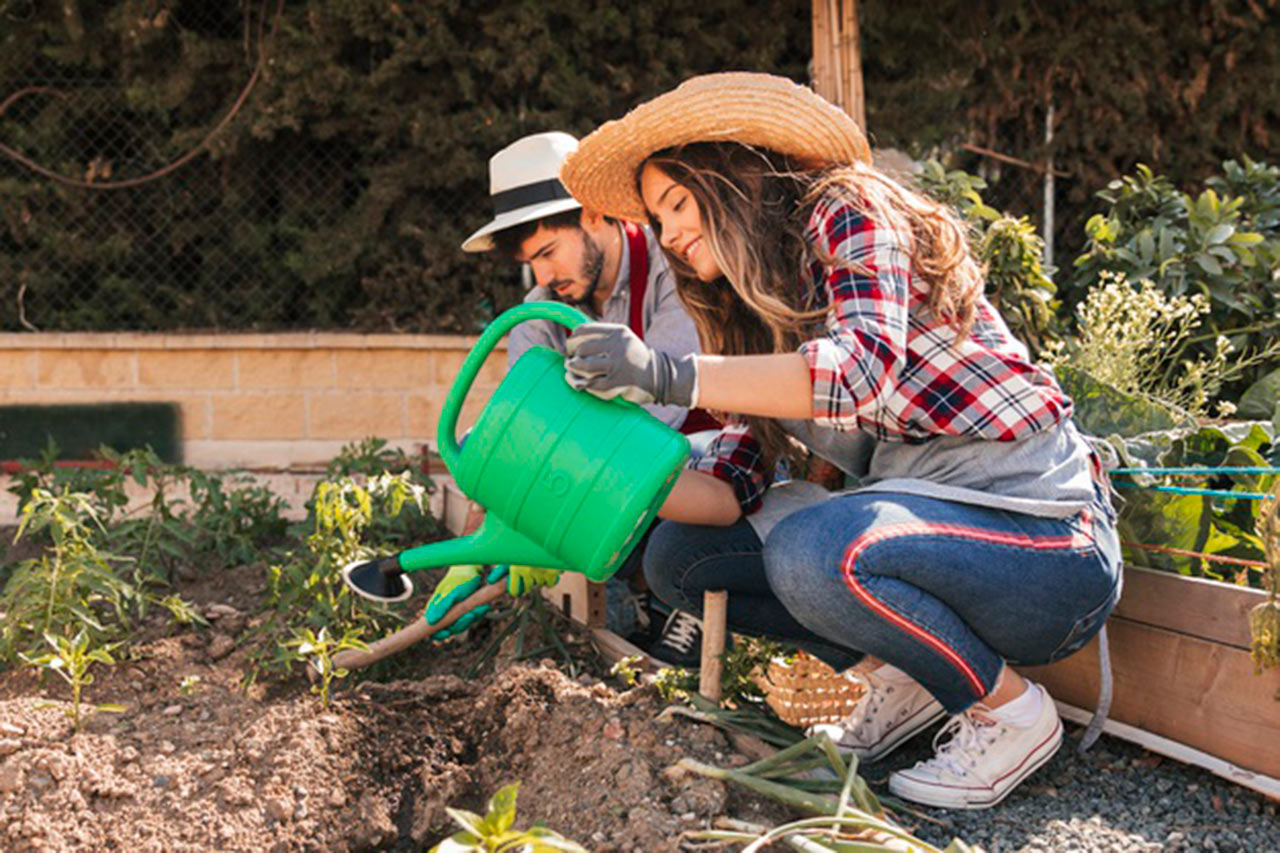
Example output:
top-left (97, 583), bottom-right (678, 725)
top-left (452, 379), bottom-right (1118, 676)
top-left (0, 332), bottom-right (507, 470)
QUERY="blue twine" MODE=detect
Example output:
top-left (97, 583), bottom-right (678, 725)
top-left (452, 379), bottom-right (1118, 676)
top-left (1111, 482), bottom-right (1271, 501)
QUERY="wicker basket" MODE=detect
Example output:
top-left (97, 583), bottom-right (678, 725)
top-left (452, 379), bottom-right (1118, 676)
top-left (758, 651), bottom-right (865, 728)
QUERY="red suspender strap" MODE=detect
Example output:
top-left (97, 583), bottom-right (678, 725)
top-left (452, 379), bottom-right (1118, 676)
top-left (624, 221), bottom-right (648, 340)
top-left (622, 222), bottom-right (721, 436)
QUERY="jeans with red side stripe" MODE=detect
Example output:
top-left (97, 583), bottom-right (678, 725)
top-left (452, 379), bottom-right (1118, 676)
top-left (645, 484), bottom-right (1121, 714)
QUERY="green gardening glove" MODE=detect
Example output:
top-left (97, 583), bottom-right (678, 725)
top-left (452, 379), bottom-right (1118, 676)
top-left (424, 564), bottom-right (492, 641)
top-left (486, 564), bottom-right (562, 596)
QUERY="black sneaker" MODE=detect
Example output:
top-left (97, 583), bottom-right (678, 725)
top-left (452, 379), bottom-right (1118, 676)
top-left (647, 609), bottom-right (703, 669)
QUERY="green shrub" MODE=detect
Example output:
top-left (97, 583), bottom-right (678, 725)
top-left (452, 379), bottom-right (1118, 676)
top-left (916, 160), bottom-right (1060, 356)
top-left (1072, 158), bottom-right (1280, 398)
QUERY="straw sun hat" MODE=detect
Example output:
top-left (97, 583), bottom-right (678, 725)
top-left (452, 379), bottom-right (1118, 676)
top-left (560, 72), bottom-right (871, 223)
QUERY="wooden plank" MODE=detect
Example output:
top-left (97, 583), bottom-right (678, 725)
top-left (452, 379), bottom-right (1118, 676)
top-left (837, 0), bottom-right (866, 129)
top-left (1018, 616), bottom-right (1280, 780)
top-left (1115, 565), bottom-right (1262, 649)
top-left (811, 0), bottom-right (835, 103)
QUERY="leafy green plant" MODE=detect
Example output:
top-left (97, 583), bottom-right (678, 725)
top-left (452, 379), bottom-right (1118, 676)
top-left (323, 437), bottom-right (438, 549)
top-left (1105, 420), bottom-right (1276, 588)
top-left (94, 447), bottom-right (197, 591)
top-left (21, 631), bottom-right (127, 733)
top-left (1045, 271), bottom-right (1280, 418)
top-left (916, 159), bottom-right (1060, 356)
top-left (283, 627), bottom-right (369, 708)
top-left (0, 488), bottom-right (138, 661)
top-left (5, 440), bottom-right (133, 523)
top-left (178, 675), bottom-right (202, 696)
top-left (430, 782), bottom-right (587, 853)
top-left (1072, 159), bottom-right (1280, 398)
top-left (260, 472), bottom-right (428, 675)
top-left (186, 468), bottom-right (289, 567)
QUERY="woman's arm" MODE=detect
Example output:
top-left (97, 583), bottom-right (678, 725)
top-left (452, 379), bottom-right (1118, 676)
top-left (659, 469), bottom-right (742, 526)
top-left (694, 352), bottom-right (812, 419)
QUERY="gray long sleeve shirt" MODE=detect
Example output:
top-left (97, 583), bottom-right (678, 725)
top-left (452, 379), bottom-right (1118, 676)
top-left (506, 223), bottom-right (700, 429)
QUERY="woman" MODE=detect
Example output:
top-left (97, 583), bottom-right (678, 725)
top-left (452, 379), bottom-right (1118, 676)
top-left (558, 73), bottom-right (1121, 810)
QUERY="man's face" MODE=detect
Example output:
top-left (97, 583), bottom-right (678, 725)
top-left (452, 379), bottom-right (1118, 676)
top-left (513, 223), bottom-right (604, 307)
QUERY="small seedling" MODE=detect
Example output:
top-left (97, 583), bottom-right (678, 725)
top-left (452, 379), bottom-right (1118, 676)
top-left (178, 675), bottom-right (202, 696)
top-left (430, 782), bottom-right (587, 852)
top-left (609, 653), bottom-right (645, 687)
top-left (22, 631), bottom-right (127, 732)
top-left (283, 627), bottom-right (369, 708)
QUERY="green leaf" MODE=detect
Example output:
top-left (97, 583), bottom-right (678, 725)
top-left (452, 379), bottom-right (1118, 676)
top-left (1194, 253), bottom-right (1223, 276)
top-left (487, 782), bottom-right (519, 834)
top-left (1205, 223), bottom-right (1235, 245)
top-left (1237, 367), bottom-right (1280, 420)
top-left (1228, 231), bottom-right (1264, 246)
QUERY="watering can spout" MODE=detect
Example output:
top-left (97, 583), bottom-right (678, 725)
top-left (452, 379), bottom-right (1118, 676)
top-left (396, 516), bottom-right (570, 574)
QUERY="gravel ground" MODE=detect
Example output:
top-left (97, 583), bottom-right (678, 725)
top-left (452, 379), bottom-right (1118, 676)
top-left (864, 720), bottom-right (1279, 853)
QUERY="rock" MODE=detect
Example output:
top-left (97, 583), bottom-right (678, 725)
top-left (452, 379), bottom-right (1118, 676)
top-left (0, 764), bottom-right (23, 793)
top-left (159, 740), bottom-right (176, 755)
top-left (0, 723), bottom-right (23, 736)
top-left (0, 739), bottom-right (21, 756)
top-left (265, 796), bottom-right (293, 821)
top-left (206, 603), bottom-right (241, 619)
top-left (208, 634), bottom-right (236, 660)
top-left (162, 705), bottom-right (183, 717)
top-left (669, 777), bottom-right (726, 817)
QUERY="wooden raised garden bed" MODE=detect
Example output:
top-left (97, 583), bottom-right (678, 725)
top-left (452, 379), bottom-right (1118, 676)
top-left (1019, 564), bottom-right (1280, 797)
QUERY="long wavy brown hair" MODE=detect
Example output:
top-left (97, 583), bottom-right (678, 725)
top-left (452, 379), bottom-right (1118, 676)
top-left (642, 142), bottom-right (983, 477)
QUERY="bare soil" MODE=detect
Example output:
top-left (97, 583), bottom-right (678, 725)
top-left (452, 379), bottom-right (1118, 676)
top-left (0, 561), bottom-right (788, 852)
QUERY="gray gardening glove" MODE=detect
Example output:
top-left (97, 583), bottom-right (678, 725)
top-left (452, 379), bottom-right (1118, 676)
top-left (564, 322), bottom-right (698, 407)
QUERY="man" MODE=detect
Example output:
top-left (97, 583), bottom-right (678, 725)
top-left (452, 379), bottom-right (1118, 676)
top-left (424, 131), bottom-right (716, 666)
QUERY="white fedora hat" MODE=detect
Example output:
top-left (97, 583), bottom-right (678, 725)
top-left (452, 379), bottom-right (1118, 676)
top-left (461, 131), bottom-right (584, 253)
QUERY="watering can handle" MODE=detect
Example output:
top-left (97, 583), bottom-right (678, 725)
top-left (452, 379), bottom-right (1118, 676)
top-left (437, 302), bottom-right (591, 472)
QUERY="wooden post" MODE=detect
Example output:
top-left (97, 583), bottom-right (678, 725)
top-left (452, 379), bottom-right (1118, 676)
top-left (811, 0), bottom-right (866, 130)
top-left (699, 590), bottom-right (728, 702)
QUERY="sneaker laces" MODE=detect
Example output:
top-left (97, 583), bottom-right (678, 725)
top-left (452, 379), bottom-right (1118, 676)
top-left (655, 610), bottom-right (701, 655)
top-left (920, 709), bottom-right (1002, 778)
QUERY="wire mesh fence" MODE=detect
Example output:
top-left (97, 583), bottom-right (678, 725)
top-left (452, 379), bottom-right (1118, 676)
top-left (0, 1), bottom-right (1107, 335)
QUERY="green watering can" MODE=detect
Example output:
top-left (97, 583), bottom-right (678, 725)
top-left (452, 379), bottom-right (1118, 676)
top-left (343, 302), bottom-right (691, 603)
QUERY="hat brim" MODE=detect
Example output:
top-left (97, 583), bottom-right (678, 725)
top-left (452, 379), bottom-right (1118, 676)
top-left (461, 197), bottom-right (583, 253)
top-left (561, 72), bottom-right (871, 223)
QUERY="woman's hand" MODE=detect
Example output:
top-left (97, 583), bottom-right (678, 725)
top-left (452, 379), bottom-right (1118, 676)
top-left (565, 322), bottom-right (698, 407)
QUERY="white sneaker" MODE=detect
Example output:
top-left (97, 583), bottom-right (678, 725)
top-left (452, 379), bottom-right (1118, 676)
top-left (888, 682), bottom-right (1063, 809)
top-left (807, 666), bottom-right (945, 762)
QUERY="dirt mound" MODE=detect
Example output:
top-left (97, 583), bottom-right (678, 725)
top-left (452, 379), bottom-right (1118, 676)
top-left (0, 643), bottom-right (780, 853)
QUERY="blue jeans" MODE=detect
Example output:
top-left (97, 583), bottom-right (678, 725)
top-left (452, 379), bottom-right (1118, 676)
top-left (645, 487), bottom-right (1121, 713)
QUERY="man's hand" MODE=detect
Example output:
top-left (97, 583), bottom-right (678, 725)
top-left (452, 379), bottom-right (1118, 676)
top-left (565, 322), bottom-right (698, 407)
top-left (424, 565), bottom-right (492, 641)
top-left (486, 564), bottom-right (561, 596)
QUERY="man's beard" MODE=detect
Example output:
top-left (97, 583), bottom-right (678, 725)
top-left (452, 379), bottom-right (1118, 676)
top-left (552, 232), bottom-right (605, 308)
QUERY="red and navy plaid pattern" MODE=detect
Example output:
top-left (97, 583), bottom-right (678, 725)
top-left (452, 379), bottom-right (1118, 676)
top-left (694, 194), bottom-right (1073, 514)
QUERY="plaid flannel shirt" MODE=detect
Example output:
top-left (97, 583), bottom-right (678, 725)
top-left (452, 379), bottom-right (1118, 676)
top-left (690, 194), bottom-right (1073, 514)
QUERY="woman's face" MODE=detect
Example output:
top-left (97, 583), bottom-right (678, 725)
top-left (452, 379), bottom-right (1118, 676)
top-left (639, 162), bottom-right (723, 282)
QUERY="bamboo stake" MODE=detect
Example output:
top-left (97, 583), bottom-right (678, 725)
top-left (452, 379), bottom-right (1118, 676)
top-left (699, 590), bottom-right (728, 702)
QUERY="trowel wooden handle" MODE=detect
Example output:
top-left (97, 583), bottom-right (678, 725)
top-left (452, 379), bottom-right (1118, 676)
top-left (330, 582), bottom-right (507, 671)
